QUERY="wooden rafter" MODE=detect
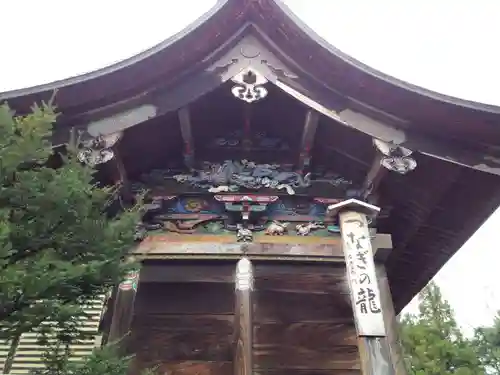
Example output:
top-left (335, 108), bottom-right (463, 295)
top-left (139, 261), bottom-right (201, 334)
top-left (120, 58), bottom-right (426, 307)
top-left (111, 147), bottom-right (134, 203)
top-left (178, 106), bottom-right (195, 169)
top-left (297, 109), bottom-right (320, 172)
top-left (394, 162), bottom-right (461, 254)
top-left (361, 151), bottom-right (388, 202)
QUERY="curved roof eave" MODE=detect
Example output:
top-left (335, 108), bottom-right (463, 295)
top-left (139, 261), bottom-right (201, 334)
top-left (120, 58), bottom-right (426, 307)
top-left (272, 0), bottom-right (500, 115)
top-left (0, 0), bottom-right (227, 100)
top-left (2, 0), bottom-right (500, 117)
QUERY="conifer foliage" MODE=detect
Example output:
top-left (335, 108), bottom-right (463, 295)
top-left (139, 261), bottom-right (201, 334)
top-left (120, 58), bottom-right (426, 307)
top-left (400, 281), bottom-right (485, 375)
top-left (0, 102), bottom-right (142, 374)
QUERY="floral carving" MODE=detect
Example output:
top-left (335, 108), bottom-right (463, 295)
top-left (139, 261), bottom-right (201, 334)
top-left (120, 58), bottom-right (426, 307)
top-left (77, 132), bottom-right (121, 166)
top-left (373, 139), bottom-right (417, 174)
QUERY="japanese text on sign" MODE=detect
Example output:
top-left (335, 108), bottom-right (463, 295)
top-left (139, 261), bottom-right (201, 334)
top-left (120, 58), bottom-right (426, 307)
top-left (340, 211), bottom-right (386, 337)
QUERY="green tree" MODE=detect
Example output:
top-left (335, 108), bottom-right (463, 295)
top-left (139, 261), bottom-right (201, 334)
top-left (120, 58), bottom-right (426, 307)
top-left (474, 312), bottom-right (500, 374)
top-left (400, 281), bottom-right (484, 375)
top-left (0, 102), bottom-right (143, 374)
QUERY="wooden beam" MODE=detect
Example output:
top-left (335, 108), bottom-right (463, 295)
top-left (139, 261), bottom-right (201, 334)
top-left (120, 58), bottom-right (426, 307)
top-left (243, 104), bottom-right (252, 153)
top-left (133, 234), bottom-right (391, 261)
top-left (297, 110), bottom-right (320, 172)
top-left (234, 258), bottom-right (254, 375)
top-left (178, 106), bottom-right (195, 169)
top-left (361, 151), bottom-right (388, 201)
top-left (111, 147), bottom-right (134, 203)
top-left (140, 264), bottom-right (236, 283)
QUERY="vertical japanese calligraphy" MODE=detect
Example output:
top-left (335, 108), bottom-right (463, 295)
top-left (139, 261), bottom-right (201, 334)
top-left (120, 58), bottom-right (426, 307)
top-left (339, 210), bottom-right (386, 337)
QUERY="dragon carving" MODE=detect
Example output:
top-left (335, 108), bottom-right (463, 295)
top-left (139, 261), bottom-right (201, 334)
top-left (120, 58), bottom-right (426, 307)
top-left (173, 160), bottom-right (311, 195)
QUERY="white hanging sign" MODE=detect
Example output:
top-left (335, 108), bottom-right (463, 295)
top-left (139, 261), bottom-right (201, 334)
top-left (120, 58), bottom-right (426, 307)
top-left (339, 211), bottom-right (386, 337)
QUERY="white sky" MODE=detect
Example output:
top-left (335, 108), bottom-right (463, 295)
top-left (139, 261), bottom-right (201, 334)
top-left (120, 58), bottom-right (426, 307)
top-left (2, 0), bottom-right (500, 333)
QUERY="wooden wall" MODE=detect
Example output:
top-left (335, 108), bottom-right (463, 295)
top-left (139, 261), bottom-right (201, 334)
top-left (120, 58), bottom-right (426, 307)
top-left (129, 264), bottom-right (235, 375)
top-left (129, 262), bottom-right (360, 375)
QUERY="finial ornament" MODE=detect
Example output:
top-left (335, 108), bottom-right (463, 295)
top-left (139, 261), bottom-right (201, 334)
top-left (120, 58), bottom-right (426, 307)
top-left (231, 68), bottom-right (268, 103)
top-left (77, 132), bottom-right (122, 166)
top-left (373, 139), bottom-right (417, 174)
top-left (235, 257), bottom-right (254, 291)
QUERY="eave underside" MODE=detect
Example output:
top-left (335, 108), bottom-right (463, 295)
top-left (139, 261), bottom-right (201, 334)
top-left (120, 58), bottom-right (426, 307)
top-left (380, 159), bottom-right (500, 311)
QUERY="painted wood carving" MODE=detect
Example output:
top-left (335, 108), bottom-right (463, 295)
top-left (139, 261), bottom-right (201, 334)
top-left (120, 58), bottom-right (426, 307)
top-left (134, 193), bottom-right (350, 242)
top-left (130, 159), bottom-right (390, 243)
top-left (131, 159), bottom-right (358, 198)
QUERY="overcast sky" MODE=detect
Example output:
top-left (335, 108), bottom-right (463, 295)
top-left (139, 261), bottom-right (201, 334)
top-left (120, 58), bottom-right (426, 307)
top-left (2, 0), bottom-right (499, 333)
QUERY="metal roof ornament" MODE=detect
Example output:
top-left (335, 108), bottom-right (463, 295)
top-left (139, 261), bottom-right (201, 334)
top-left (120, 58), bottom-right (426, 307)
top-left (231, 67), bottom-right (268, 103)
top-left (373, 139), bottom-right (417, 174)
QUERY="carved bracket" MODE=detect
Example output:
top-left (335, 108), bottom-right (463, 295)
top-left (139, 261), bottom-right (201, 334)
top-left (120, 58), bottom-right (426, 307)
top-left (77, 132), bottom-right (122, 166)
top-left (373, 139), bottom-right (417, 174)
top-left (231, 68), bottom-right (268, 103)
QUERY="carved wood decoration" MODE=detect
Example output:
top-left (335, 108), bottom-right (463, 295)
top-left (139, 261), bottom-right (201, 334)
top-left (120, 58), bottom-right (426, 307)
top-left (234, 258), bottom-right (254, 375)
top-left (297, 110), bottom-right (320, 173)
top-left (178, 106), bottom-right (195, 169)
top-left (373, 139), bottom-right (417, 174)
top-left (231, 67), bottom-right (268, 103)
top-left (77, 131), bottom-right (122, 166)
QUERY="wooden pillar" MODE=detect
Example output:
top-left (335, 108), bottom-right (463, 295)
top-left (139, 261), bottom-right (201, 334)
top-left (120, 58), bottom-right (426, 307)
top-left (338, 207), bottom-right (395, 375)
top-left (297, 109), bottom-right (319, 173)
top-left (107, 268), bottom-right (140, 353)
top-left (178, 106), bottom-right (195, 169)
top-left (376, 265), bottom-right (408, 375)
top-left (234, 257), bottom-right (254, 375)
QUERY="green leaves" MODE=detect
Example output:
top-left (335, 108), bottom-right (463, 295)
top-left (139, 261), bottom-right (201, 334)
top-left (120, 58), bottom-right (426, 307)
top-left (400, 282), bottom-right (485, 375)
top-left (473, 313), bottom-right (500, 373)
top-left (0, 102), bottom-right (142, 374)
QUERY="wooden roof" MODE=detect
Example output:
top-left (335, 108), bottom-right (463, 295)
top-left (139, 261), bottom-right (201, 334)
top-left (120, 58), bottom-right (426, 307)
top-left (2, 0), bottom-right (500, 312)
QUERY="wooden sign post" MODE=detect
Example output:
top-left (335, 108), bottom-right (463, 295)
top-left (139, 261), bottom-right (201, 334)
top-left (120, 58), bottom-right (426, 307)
top-left (329, 199), bottom-right (396, 375)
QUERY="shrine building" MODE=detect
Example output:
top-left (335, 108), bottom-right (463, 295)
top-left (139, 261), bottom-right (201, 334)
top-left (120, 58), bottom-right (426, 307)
top-left (2, 0), bottom-right (500, 374)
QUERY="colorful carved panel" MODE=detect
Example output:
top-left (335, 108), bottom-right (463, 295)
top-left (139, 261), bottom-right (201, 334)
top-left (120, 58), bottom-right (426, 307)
top-left (130, 160), bottom-right (388, 243)
top-left (135, 194), bottom-right (344, 242)
top-left (131, 159), bottom-right (359, 198)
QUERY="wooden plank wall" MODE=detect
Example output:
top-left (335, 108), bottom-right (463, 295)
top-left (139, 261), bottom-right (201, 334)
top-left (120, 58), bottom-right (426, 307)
top-left (129, 262), bottom-right (361, 375)
top-left (254, 264), bottom-right (360, 375)
top-left (129, 264), bottom-right (235, 375)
